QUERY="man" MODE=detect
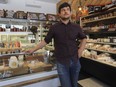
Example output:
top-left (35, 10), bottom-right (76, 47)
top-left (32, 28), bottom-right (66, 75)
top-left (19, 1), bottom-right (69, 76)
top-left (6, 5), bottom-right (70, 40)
top-left (26, 2), bottom-right (86, 87)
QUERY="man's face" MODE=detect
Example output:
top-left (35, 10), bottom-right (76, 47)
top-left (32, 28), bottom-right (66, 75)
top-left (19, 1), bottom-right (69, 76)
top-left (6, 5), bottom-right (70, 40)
top-left (59, 6), bottom-right (71, 20)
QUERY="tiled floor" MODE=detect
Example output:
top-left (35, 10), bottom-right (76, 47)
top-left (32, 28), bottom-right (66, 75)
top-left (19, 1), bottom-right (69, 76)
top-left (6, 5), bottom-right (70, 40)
top-left (78, 72), bottom-right (110, 87)
top-left (58, 83), bottom-right (82, 87)
top-left (78, 78), bottom-right (110, 87)
top-left (59, 72), bottom-right (110, 87)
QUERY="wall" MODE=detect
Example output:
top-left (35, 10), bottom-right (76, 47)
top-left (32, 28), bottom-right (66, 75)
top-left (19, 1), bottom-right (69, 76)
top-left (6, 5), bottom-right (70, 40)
top-left (0, 0), bottom-right (57, 14)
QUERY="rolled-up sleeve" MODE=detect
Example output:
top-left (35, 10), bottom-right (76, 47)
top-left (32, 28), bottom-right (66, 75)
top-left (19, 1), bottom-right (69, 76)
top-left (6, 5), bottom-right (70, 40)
top-left (44, 26), bottom-right (54, 44)
top-left (77, 26), bottom-right (86, 39)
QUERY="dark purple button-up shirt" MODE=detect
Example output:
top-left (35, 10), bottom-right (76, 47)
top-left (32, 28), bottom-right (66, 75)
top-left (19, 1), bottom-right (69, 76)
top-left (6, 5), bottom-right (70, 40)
top-left (44, 21), bottom-right (86, 65)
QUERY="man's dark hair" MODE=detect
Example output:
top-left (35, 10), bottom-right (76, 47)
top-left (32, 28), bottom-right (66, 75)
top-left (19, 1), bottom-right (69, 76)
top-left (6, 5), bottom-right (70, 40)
top-left (58, 2), bottom-right (71, 13)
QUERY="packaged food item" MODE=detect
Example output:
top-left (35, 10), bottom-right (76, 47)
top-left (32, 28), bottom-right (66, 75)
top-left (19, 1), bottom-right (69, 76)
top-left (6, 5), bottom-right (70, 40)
top-left (0, 9), bottom-right (5, 18)
top-left (5, 10), bottom-right (15, 18)
top-left (27, 12), bottom-right (39, 20)
top-left (18, 55), bottom-right (24, 67)
top-left (38, 13), bottom-right (46, 20)
top-left (90, 51), bottom-right (97, 59)
top-left (14, 41), bottom-right (20, 48)
top-left (46, 14), bottom-right (57, 21)
top-left (13, 11), bottom-right (27, 19)
top-left (9, 56), bottom-right (18, 68)
top-left (82, 49), bottom-right (91, 57)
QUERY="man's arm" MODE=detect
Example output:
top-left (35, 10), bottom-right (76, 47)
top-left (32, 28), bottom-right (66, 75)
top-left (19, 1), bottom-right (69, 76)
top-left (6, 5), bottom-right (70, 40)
top-left (78, 38), bottom-right (86, 58)
top-left (26, 40), bottom-right (47, 54)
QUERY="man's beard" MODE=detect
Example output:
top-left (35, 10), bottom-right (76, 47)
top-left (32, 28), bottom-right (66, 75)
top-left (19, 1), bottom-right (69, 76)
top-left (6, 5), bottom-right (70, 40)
top-left (60, 17), bottom-right (70, 21)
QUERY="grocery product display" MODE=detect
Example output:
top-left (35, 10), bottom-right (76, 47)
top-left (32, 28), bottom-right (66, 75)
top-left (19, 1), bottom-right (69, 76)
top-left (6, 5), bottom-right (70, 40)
top-left (0, 0), bottom-right (115, 86)
top-left (0, 52), bottom-right (54, 76)
top-left (0, 7), bottom-right (57, 86)
top-left (80, 6), bottom-right (116, 87)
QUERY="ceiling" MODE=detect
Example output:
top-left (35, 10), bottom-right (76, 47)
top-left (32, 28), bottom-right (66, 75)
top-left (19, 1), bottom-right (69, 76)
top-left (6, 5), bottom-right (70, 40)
top-left (57, 0), bottom-right (113, 12)
top-left (35, 0), bottom-right (60, 3)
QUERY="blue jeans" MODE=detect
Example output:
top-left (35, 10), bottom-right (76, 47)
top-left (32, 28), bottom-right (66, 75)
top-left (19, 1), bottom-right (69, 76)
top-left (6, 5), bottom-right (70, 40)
top-left (57, 58), bottom-right (81, 87)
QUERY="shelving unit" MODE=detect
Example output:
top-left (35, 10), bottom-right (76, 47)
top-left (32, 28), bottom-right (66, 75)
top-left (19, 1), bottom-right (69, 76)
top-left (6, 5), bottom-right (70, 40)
top-left (0, 18), bottom-right (33, 45)
top-left (80, 57), bottom-right (116, 87)
top-left (85, 48), bottom-right (116, 55)
top-left (80, 6), bottom-right (116, 87)
top-left (82, 56), bottom-right (116, 67)
top-left (87, 41), bottom-right (116, 45)
top-left (0, 17), bottom-right (57, 50)
top-left (82, 7), bottom-right (116, 18)
top-left (0, 17), bottom-right (27, 21)
top-left (0, 70), bottom-right (59, 87)
top-left (0, 32), bottom-right (32, 35)
top-left (83, 15), bottom-right (116, 24)
top-left (0, 15), bottom-right (57, 83)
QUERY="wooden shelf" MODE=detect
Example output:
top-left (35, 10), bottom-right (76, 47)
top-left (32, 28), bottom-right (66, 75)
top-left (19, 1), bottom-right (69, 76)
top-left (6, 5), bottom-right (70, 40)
top-left (82, 56), bottom-right (116, 67)
top-left (86, 48), bottom-right (116, 55)
top-left (80, 57), bottom-right (116, 87)
top-left (0, 32), bottom-right (32, 35)
top-left (83, 16), bottom-right (116, 24)
top-left (0, 18), bottom-right (58, 23)
top-left (85, 31), bottom-right (116, 35)
top-left (87, 41), bottom-right (116, 46)
top-left (80, 6), bottom-right (116, 87)
top-left (82, 7), bottom-right (116, 18)
top-left (0, 52), bottom-right (27, 57)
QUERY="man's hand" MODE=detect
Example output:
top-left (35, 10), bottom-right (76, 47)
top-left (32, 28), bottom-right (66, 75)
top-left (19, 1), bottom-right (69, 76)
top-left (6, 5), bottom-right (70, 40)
top-left (78, 49), bottom-right (83, 58)
top-left (24, 40), bottom-right (47, 54)
top-left (78, 38), bottom-right (86, 58)
top-left (25, 49), bottom-right (35, 54)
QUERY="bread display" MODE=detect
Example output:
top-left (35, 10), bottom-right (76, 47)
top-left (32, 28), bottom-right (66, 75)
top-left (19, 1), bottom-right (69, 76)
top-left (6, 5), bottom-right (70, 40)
top-left (0, 53), bottom-right (54, 78)
top-left (28, 61), bottom-right (45, 68)
top-left (83, 42), bottom-right (116, 66)
top-left (9, 56), bottom-right (18, 68)
top-left (85, 37), bottom-right (116, 67)
top-left (85, 43), bottom-right (94, 48)
top-left (87, 39), bottom-right (97, 42)
top-left (113, 61), bottom-right (116, 65)
top-left (92, 44), bottom-right (102, 49)
top-left (27, 60), bottom-right (53, 73)
top-left (97, 53), bottom-right (115, 63)
top-left (109, 47), bottom-right (116, 53)
top-left (99, 45), bottom-right (111, 51)
top-left (18, 55), bottom-right (24, 67)
top-left (82, 49), bottom-right (91, 57)
top-left (90, 50), bottom-right (97, 59)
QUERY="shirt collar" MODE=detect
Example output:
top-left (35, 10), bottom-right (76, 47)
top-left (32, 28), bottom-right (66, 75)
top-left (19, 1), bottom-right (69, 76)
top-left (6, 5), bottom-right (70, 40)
top-left (59, 20), bottom-right (71, 25)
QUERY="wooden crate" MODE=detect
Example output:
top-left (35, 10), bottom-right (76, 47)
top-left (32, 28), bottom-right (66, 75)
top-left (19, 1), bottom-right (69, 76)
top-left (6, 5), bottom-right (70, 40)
top-left (25, 55), bottom-right (44, 62)
top-left (5, 66), bottom-right (29, 76)
top-left (29, 66), bottom-right (43, 73)
top-left (43, 64), bottom-right (53, 71)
